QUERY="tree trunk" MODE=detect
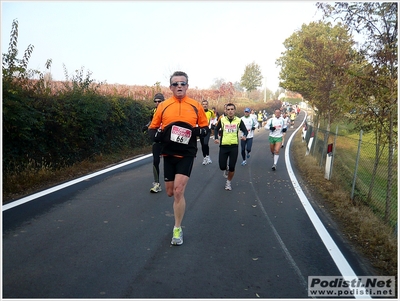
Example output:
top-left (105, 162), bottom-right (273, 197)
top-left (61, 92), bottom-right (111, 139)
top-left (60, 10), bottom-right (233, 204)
top-left (385, 107), bottom-right (395, 224)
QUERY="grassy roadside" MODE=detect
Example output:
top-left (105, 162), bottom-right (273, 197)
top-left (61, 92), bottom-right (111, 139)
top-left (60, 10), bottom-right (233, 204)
top-left (290, 131), bottom-right (397, 276)
top-left (3, 135), bottom-right (397, 276)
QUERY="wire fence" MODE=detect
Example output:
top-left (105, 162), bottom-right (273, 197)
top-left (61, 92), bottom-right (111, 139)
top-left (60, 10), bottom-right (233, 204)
top-left (303, 121), bottom-right (398, 231)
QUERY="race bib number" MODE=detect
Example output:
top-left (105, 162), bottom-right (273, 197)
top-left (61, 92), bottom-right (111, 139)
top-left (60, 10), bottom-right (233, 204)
top-left (224, 124), bottom-right (238, 133)
top-left (170, 125), bottom-right (192, 144)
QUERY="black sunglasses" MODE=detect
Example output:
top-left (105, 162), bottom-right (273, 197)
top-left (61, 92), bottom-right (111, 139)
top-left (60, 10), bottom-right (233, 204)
top-left (171, 81), bottom-right (187, 87)
top-left (154, 100), bottom-right (162, 103)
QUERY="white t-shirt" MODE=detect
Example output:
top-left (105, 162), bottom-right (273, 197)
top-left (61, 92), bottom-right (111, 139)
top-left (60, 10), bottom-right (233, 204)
top-left (266, 117), bottom-right (287, 138)
top-left (241, 115), bottom-right (256, 139)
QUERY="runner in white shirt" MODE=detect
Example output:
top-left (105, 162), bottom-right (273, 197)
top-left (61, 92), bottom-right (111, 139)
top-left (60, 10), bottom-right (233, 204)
top-left (240, 108), bottom-right (257, 165)
top-left (281, 112), bottom-right (290, 148)
top-left (250, 109), bottom-right (258, 128)
top-left (265, 109), bottom-right (287, 170)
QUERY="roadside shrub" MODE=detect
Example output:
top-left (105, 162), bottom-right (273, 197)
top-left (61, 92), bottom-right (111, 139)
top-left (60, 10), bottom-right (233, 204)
top-left (3, 87), bottom-right (151, 174)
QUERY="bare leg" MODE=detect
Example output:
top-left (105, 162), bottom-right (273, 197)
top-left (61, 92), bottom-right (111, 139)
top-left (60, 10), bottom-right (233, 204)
top-left (270, 143), bottom-right (275, 154)
top-left (166, 174), bottom-right (189, 228)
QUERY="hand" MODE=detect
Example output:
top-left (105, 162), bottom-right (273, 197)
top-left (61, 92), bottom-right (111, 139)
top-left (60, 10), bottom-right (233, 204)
top-left (199, 128), bottom-right (208, 137)
top-left (282, 128), bottom-right (287, 132)
top-left (251, 126), bottom-right (256, 131)
top-left (270, 126), bottom-right (276, 132)
top-left (214, 138), bottom-right (220, 144)
top-left (153, 129), bottom-right (163, 142)
top-left (194, 127), bottom-right (209, 137)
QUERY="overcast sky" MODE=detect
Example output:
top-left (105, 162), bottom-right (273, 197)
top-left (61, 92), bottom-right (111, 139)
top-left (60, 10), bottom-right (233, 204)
top-left (2, 1), bottom-right (323, 91)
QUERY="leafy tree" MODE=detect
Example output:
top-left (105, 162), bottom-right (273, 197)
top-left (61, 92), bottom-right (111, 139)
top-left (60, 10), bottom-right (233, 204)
top-left (276, 21), bottom-right (355, 130)
top-left (317, 2), bottom-right (398, 223)
top-left (240, 62), bottom-right (263, 93)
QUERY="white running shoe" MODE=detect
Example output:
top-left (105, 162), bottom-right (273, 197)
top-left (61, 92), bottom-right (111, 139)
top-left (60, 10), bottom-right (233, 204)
top-left (150, 182), bottom-right (162, 193)
top-left (223, 169), bottom-right (229, 178)
top-left (241, 160), bottom-right (247, 166)
top-left (171, 227), bottom-right (183, 246)
top-left (225, 180), bottom-right (232, 191)
top-left (202, 157), bottom-right (208, 165)
top-left (206, 155), bottom-right (212, 164)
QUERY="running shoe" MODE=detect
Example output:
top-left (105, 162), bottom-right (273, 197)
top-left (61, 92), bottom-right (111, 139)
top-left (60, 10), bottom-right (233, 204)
top-left (225, 180), bottom-right (232, 191)
top-left (272, 164), bottom-right (276, 171)
top-left (202, 157), bottom-right (208, 165)
top-left (171, 227), bottom-right (183, 246)
top-left (241, 160), bottom-right (247, 166)
top-left (150, 182), bottom-right (162, 193)
top-left (247, 153), bottom-right (251, 159)
top-left (223, 169), bottom-right (229, 178)
top-left (206, 155), bottom-right (212, 164)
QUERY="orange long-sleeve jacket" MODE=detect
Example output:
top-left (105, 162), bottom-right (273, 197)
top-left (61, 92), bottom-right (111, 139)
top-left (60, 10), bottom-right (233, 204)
top-left (148, 96), bottom-right (209, 157)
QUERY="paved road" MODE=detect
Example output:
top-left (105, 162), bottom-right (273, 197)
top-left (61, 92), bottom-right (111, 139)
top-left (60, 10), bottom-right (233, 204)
top-left (3, 111), bottom-right (373, 298)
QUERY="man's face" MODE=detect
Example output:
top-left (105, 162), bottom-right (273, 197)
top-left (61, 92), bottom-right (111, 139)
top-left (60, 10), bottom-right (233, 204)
top-left (170, 75), bottom-right (188, 99)
top-left (202, 101), bottom-right (208, 110)
top-left (244, 111), bottom-right (250, 116)
top-left (154, 98), bottom-right (162, 107)
top-left (226, 106), bottom-right (236, 118)
top-left (275, 110), bottom-right (281, 117)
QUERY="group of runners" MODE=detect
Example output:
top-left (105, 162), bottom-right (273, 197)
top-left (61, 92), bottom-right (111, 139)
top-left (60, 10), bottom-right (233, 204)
top-left (143, 71), bottom-right (294, 246)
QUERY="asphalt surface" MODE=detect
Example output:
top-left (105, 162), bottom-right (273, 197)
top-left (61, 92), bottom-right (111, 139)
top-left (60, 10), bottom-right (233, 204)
top-left (2, 111), bottom-right (374, 298)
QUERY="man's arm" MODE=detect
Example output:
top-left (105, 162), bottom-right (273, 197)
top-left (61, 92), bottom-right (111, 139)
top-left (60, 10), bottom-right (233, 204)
top-left (214, 119), bottom-right (222, 140)
top-left (239, 120), bottom-right (248, 137)
top-left (148, 104), bottom-right (163, 141)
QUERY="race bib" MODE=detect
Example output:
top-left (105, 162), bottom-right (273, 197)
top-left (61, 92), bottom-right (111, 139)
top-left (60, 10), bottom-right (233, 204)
top-left (224, 124), bottom-right (238, 133)
top-left (170, 125), bottom-right (192, 144)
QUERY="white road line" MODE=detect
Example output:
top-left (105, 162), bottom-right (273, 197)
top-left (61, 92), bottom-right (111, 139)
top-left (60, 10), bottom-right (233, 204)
top-left (285, 112), bottom-right (371, 299)
top-left (2, 154), bottom-right (153, 211)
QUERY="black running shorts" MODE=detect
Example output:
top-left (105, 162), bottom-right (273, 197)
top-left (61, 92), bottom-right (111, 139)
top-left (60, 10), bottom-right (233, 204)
top-left (163, 155), bottom-right (194, 181)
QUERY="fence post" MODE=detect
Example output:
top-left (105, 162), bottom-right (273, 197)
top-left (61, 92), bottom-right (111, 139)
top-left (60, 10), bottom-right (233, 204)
top-left (306, 128), bottom-right (314, 156)
top-left (324, 125), bottom-right (338, 180)
top-left (351, 130), bottom-right (363, 200)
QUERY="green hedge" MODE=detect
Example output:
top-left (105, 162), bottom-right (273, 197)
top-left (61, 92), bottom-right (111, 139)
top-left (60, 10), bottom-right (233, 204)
top-left (3, 85), bottom-right (152, 174)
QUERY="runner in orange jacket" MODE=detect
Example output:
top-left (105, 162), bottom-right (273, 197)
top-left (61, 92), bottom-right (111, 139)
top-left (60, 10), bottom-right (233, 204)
top-left (148, 71), bottom-right (209, 246)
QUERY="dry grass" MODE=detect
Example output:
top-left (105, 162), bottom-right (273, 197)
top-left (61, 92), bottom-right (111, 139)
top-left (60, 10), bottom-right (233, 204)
top-left (3, 134), bottom-right (397, 276)
top-left (2, 146), bottom-right (152, 204)
top-left (291, 131), bottom-right (397, 276)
